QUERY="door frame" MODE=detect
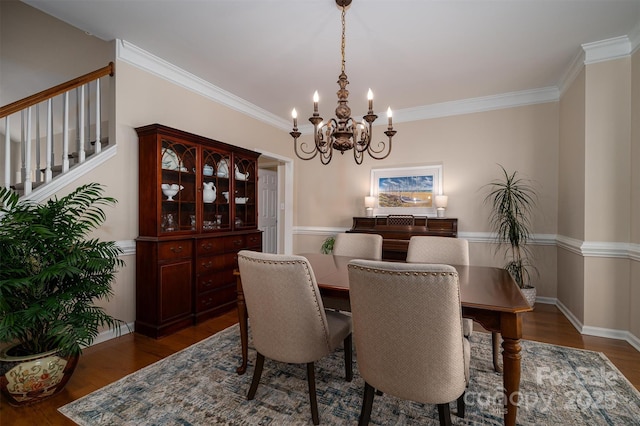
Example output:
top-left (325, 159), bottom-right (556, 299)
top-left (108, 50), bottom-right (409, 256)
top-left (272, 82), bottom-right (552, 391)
top-left (254, 149), bottom-right (293, 255)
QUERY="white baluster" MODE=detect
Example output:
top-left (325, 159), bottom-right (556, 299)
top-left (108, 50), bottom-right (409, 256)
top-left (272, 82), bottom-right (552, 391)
top-left (95, 78), bottom-right (101, 154)
top-left (35, 104), bottom-right (41, 184)
top-left (20, 111), bottom-right (25, 190)
top-left (3, 117), bottom-right (10, 189)
top-left (62, 91), bottom-right (70, 172)
top-left (77, 85), bottom-right (86, 163)
top-left (23, 107), bottom-right (32, 195)
top-left (45, 98), bottom-right (53, 182)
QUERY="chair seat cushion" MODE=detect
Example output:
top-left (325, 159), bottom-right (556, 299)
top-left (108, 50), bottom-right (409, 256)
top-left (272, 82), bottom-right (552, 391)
top-left (325, 310), bottom-right (353, 350)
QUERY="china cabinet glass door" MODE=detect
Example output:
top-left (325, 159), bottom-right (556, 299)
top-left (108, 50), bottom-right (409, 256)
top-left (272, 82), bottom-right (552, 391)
top-left (201, 148), bottom-right (231, 232)
top-left (234, 155), bottom-right (257, 229)
top-left (160, 139), bottom-right (197, 234)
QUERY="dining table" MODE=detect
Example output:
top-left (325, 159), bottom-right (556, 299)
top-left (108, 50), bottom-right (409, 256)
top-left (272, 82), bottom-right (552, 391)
top-left (234, 252), bottom-right (532, 426)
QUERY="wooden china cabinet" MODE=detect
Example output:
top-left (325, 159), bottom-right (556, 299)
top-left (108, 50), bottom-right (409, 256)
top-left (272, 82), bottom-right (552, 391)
top-left (135, 124), bottom-right (262, 338)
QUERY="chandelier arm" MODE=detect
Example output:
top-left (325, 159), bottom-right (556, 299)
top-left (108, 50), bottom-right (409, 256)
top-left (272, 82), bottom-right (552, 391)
top-left (366, 130), bottom-right (395, 160)
top-left (293, 136), bottom-right (320, 161)
top-left (353, 144), bottom-right (364, 164)
top-left (320, 136), bottom-right (334, 164)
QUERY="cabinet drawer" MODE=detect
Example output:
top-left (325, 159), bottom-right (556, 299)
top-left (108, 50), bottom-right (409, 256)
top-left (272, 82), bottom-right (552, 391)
top-left (245, 232), bottom-right (262, 248)
top-left (196, 238), bottom-right (226, 255)
top-left (196, 269), bottom-right (235, 294)
top-left (224, 235), bottom-right (246, 251)
top-left (158, 240), bottom-right (192, 260)
top-left (196, 284), bottom-right (237, 313)
top-left (196, 255), bottom-right (226, 274)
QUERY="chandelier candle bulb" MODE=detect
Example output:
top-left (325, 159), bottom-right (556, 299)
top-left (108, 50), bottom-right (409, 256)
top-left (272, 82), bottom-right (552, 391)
top-left (367, 89), bottom-right (373, 113)
top-left (387, 107), bottom-right (393, 128)
top-left (291, 108), bottom-right (298, 128)
top-left (313, 91), bottom-right (319, 114)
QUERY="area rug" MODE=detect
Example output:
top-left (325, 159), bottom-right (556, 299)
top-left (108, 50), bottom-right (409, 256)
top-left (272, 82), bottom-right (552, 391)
top-left (59, 325), bottom-right (640, 425)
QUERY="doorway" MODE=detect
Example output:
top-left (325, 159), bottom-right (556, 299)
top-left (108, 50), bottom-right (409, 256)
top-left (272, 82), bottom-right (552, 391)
top-left (257, 150), bottom-right (293, 255)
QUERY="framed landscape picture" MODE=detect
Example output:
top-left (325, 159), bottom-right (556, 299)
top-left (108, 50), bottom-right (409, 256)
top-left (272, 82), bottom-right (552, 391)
top-left (370, 164), bottom-right (443, 217)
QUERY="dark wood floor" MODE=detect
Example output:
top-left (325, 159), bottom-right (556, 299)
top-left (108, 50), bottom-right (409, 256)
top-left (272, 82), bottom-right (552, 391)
top-left (2, 304), bottom-right (639, 425)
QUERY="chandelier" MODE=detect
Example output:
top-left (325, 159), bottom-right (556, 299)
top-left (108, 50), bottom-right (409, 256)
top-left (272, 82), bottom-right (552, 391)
top-left (289, 0), bottom-right (396, 165)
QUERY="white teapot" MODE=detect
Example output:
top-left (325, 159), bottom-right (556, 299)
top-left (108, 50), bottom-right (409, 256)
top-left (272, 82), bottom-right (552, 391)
top-left (203, 182), bottom-right (216, 203)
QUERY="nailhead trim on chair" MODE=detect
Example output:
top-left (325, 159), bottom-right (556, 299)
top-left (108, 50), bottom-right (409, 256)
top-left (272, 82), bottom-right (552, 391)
top-left (348, 264), bottom-right (458, 279)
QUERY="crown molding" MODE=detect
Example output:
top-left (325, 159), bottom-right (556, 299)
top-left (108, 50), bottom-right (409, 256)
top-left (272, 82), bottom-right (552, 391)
top-left (117, 31), bottom-right (636, 134)
top-left (557, 49), bottom-right (585, 96)
top-left (582, 36), bottom-right (631, 64)
top-left (393, 87), bottom-right (559, 124)
top-left (115, 39), bottom-right (291, 131)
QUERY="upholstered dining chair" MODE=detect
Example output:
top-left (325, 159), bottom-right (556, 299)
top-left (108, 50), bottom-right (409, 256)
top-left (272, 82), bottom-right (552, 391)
top-left (237, 250), bottom-right (353, 425)
top-left (406, 236), bottom-right (502, 373)
top-left (347, 260), bottom-right (470, 426)
top-left (332, 233), bottom-right (383, 260)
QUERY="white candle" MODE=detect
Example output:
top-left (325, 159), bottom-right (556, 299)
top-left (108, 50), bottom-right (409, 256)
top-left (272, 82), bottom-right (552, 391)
top-left (291, 108), bottom-right (298, 128)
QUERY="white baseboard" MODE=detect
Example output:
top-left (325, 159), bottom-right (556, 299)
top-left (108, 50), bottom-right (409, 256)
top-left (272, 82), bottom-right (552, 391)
top-left (555, 299), bottom-right (640, 352)
top-left (87, 321), bottom-right (135, 348)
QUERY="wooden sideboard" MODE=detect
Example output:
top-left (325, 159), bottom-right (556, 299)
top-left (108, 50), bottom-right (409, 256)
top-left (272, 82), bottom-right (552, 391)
top-left (347, 216), bottom-right (458, 261)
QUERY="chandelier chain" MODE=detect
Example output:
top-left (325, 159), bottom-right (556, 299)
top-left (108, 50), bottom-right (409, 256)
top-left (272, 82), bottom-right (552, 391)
top-left (341, 5), bottom-right (346, 73)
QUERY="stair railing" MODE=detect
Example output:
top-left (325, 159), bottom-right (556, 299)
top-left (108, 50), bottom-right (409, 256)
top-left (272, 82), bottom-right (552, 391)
top-left (0, 62), bottom-right (114, 196)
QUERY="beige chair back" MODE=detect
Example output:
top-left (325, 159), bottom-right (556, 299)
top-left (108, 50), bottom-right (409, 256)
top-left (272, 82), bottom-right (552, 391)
top-left (237, 250), bottom-right (335, 364)
top-left (333, 233), bottom-right (383, 260)
top-left (348, 259), bottom-right (467, 404)
top-left (406, 236), bottom-right (469, 265)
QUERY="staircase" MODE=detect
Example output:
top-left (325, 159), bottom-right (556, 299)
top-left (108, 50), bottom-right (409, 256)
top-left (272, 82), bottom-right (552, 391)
top-left (0, 63), bottom-right (115, 200)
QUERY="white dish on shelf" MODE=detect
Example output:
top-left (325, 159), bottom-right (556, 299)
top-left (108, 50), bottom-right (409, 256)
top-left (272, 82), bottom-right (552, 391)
top-left (161, 183), bottom-right (183, 201)
top-left (162, 148), bottom-right (187, 172)
top-left (235, 197), bottom-right (249, 204)
top-left (217, 159), bottom-right (230, 178)
top-left (235, 165), bottom-right (249, 181)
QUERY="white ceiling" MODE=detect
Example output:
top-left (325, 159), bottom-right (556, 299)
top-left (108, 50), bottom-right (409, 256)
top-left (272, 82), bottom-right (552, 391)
top-left (23, 0), bottom-right (640, 124)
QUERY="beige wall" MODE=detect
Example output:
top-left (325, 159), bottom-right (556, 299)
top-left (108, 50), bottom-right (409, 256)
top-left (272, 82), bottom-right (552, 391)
top-left (293, 104), bottom-right (560, 298)
top-left (556, 53), bottom-right (638, 333)
top-left (584, 58), bottom-right (632, 242)
top-left (558, 69), bottom-right (586, 241)
top-left (0, 0), bottom-right (112, 106)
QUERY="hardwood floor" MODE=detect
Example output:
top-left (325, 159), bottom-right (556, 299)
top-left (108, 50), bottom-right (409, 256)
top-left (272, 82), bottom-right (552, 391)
top-left (1, 304), bottom-right (638, 425)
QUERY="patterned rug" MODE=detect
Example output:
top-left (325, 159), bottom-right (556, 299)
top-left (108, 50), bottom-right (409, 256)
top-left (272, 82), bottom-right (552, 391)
top-left (59, 325), bottom-right (640, 425)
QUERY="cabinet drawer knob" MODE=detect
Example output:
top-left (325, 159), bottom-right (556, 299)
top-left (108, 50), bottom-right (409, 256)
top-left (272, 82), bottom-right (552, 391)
top-left (203, 279), bottom-right (213, 288)
top-left (170, 245), bottom-right (183, 253)
top-left (233, 239), bottom-right (242, 246)
top-left (202, 243), bottom-right (213, 250)
top-left (202, 261), bottom-right (213, 269)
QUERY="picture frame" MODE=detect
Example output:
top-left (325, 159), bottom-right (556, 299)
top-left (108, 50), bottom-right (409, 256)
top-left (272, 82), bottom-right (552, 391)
top-left (370, 164), bottom-right (443, 217)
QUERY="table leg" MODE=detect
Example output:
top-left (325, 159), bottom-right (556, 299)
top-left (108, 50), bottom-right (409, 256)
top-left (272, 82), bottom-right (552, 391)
top-left (501, 313), bottom-right (524, 426)
top-left (235, 272), bottom-right (248, 375)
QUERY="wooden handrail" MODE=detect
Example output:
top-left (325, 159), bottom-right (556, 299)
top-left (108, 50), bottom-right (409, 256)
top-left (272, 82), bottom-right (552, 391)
top-left (0, 62), bottom-right (114, 119)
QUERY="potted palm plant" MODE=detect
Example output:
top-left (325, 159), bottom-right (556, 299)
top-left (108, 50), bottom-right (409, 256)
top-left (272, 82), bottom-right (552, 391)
top-left (0, 183), bottom-right (125, 406)
top-left (484, 165), bottom-right (538, 307)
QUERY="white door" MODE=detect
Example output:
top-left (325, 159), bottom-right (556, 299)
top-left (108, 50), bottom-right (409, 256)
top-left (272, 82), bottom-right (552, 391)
top-left (258, 168), bottom-right (278, 253)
